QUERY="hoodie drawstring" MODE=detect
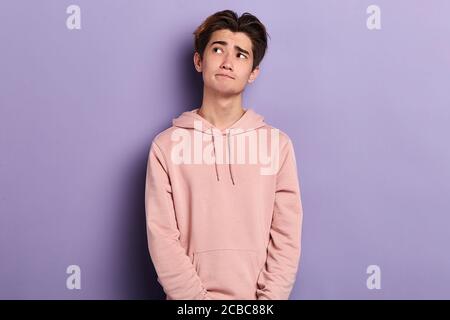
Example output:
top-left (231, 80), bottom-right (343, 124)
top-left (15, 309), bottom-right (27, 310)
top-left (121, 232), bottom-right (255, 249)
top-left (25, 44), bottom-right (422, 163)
top-left (227, 131), bottom-right (235, 185)
top-left (210, 128), bottom-right (235, 186)
top-left (211, 128), bottom-right (220, 182)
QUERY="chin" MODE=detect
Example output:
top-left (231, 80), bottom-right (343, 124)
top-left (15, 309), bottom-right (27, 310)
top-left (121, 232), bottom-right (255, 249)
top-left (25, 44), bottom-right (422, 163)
top-left (214, 87), bottom-right (242, 96)
top-left (203, 82), bottom-right (235, 94)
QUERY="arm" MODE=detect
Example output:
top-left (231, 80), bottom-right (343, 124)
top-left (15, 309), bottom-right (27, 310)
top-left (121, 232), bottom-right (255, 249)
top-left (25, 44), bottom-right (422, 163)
top-left (145, 140), bottom-right (210, 300)
top-left (256, 137), bottom-right (304, 300)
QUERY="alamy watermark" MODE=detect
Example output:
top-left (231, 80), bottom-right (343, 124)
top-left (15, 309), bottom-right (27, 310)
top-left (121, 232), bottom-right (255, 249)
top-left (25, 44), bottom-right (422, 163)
top-left (170, 120), bottom-right (281, 175)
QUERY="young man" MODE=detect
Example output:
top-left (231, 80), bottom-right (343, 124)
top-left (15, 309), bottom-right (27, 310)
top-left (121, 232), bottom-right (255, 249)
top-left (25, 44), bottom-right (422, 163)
top-left (145, 10), bottom-right (304, 300)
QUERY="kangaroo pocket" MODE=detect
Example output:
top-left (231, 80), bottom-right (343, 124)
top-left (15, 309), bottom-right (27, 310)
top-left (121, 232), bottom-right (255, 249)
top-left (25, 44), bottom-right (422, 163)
top-left (193, 249), bottom-right (260, 300)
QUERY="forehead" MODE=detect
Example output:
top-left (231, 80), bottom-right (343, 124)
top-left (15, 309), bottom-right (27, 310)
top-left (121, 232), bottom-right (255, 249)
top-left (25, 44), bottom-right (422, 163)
top-left (208, 29), bottom-right (252, 52)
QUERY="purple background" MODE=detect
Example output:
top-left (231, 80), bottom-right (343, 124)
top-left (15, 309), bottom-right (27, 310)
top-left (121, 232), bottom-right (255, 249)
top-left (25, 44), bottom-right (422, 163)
top-left (1, 0), bottom-right (450, 299)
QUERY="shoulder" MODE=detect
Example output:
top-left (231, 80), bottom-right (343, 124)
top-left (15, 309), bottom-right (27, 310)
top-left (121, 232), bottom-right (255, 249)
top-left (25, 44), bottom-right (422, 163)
top-left (259, 123), bottom-right (294, 150)
top-left (151, 126), bottom-right (180, 150)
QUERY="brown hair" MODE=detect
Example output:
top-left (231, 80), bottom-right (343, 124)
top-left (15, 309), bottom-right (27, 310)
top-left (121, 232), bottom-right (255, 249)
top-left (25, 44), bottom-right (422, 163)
top-left (193, 10), bottom-right (270, 71)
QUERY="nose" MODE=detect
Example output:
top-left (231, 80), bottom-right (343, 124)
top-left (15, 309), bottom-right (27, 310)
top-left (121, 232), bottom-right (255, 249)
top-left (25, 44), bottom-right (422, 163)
top-left (221, 53), bottom-right (233, 71)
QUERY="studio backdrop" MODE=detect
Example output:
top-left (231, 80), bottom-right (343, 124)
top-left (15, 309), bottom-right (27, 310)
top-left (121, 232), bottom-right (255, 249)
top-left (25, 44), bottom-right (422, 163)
top-left (1, 0), bottom-right (449, 299)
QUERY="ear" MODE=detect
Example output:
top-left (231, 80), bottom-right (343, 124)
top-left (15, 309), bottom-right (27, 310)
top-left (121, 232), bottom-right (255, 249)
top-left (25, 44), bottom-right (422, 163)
top-left (247, 66), bottom-right (260, 84)
top-left (193, 52), bottom-right (202, 73)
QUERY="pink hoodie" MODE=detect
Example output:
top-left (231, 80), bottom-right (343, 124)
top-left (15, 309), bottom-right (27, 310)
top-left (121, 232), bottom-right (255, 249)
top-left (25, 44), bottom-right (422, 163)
top-left (145, 107), bottom-right (303, 300)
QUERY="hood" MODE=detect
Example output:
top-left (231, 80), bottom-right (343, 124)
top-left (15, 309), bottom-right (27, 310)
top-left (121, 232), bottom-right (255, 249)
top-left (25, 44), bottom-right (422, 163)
top-left (172, 108), bottom-right (266, 186)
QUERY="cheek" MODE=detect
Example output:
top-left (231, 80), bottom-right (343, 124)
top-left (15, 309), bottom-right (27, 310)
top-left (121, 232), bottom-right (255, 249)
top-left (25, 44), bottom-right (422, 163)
top-left (238, 68), bottom-right (253, 81)
top-left (203, 54), bottom-right (221, 68)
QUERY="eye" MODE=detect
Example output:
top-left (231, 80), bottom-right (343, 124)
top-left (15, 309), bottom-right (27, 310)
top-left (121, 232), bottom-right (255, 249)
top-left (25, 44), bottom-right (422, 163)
top-left (213, 47), bottom-right (223, 53)
top-left (238, 53), bottom-right (247, 59)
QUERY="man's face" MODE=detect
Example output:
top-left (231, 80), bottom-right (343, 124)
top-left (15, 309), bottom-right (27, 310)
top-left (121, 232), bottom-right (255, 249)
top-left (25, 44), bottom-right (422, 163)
top-left (194, 29), bottom-right (260, 97)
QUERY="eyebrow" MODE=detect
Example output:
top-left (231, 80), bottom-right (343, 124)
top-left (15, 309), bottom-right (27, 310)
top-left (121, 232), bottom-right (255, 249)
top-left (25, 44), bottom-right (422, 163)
top-left (209, 40), bottom-right (250, 56)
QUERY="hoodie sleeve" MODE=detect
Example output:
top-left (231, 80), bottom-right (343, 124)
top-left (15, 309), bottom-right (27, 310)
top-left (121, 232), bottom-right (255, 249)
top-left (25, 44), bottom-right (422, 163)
top-left (145, 140), bottom-right (211, 300)
top-left (256, 137), bottom-right (304, 300)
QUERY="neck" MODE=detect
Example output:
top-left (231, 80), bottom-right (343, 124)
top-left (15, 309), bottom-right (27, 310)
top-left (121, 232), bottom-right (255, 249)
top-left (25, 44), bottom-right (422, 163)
top-left (198, 88), bottom-right (246, 131)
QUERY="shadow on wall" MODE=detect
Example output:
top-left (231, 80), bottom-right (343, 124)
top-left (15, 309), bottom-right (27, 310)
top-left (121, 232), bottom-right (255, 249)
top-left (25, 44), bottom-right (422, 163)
top-left (117, 39), bottom-right (203, 299)
top-left (175, 35), bottom-right (204, 115)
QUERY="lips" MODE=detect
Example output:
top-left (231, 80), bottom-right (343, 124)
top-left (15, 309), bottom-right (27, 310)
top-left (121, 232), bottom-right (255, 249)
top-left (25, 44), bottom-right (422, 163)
top-left (216, 74), bottom-right (234, 79)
